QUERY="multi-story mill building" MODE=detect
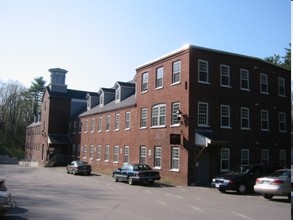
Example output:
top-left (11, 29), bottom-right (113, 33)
top-left (25, 45), bottom-right (291, 186)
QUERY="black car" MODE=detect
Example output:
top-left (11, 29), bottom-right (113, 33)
top-left (211, 164), bottom-right (280, 194)
top-left (66, 161), bottom-right (92, 175)
top-left (112, 163), bottom-right (161, 185)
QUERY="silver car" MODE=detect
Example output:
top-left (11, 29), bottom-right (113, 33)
top-left (0, 179), bottom-right (15, 212)
top-left (253, 169), bottom-right (291, 200)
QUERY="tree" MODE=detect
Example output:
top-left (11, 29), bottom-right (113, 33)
top-left (26, 77), bottom-right (46, 116)
top-left (264, 43), bottom-right (291, 70)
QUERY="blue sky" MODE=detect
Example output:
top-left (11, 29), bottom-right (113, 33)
top-left (0, 0), bottom-right (290, 91)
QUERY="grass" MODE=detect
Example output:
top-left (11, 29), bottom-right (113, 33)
top-left (0, 146), bottom-right (25, 159)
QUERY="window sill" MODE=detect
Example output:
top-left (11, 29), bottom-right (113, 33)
top-left (151, 125), bottom-right (166, 129)
top-left (170, 169), bottom-right (180, 173)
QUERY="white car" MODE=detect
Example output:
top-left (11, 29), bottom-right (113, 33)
top-left (254, 169), bottom-right (291, 200)
top-left (0, 179), bottom-right (15, 212)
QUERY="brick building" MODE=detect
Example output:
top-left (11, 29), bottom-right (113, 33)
top-left (26, 45), bottom-right (291, 186)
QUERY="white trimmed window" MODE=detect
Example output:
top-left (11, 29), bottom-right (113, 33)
top-left (97, 145), bottom-right (101, 161)
top-left (125, 111), bottom-right (131, 129)
top-left (152, 104), bottom-right (166, 127)
top-left (91, 118), bottom-right (95, 132)
top-left (198, 102), bottom-right (208, 126)
top-left (279, 149), bottom-right (286, 167)
top-left (89, 145), bottom-right (94, 159)
top-left (154, 146), bottom-right (162, 168)
top-left (172, 60), bottom-right (181, 84)
top-left (261, 149), bottom-right (269, 164)
top-left (198, 60), bottom-right (209, 83)
top-left (113, 146), bottom-right (119, 163)
top-left (171, 147), bottom-right (180, 171)
top-left (79, 121), bottom-right (82, 133)
top-left (84, 119), bottom-right (88, 133)
top-left (260, 73), bottom-right (268, 94)
top-left (221, 148), bottom-right (230, 172)
top-left (279, 112), bottom-right (287, 132)
top-left (97, 117), bottom-right (102, 132)
top-left (104, 145), bottom-right (110, 162)
top-left (240, 69), bottom-right (249, 90)
top-left (261, 110), bottom-right (269, 131)
top-left (115, 86), bottom-right (120, 102)
top-left (140, 108), bottom-right (147, 128)
top-left (124, 146), bottom-right (129, 163)
top-left (99, 93), bottom-right (104, 106)
top-left (139, 146), bottom-right (146, 164)
top-left (278, 77), bottom-right (285, 96)
top-left (241, 107), bottom-right (250, 129)
top-left (115, 113), bottom-right (120, 131)
top-left (141, 72), bottom-right (148, 92)
top-left (220, 64), bottom-right (230, 87)
top-left (83, 145), bottom-right (87, 159)
top-left (220, 105), bottom-right (230, 128)
top-left (106, 115), bottom-right (110, 131)
top-left (155, 67), bottom-right (163, 89)
top-left (171, 102), bottom-right (180, 125)
top-left (241, 149), bottom-right (249, 165)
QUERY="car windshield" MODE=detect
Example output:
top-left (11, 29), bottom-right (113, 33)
top-left (268, 170), bottom-right (290, 178)
top-left (132, 164), bottom-right (152, 171)
top-left (76, 161), bottom-right (88, 165)
top-left (230, 165), bottom-right (250, 174)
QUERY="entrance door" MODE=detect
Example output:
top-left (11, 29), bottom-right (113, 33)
top-left (196, 154), bottom-right (209, 186)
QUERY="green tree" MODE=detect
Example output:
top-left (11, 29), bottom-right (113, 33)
top-left (27, 77), bottom-right (46, 116)
top-left (264, 43), bottom-right (291, 70)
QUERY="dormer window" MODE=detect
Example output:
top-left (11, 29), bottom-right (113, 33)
top-left (99, 93), bottom-right (104, 106)
top-left (115, 86), bottom-right (120, 103)
top-left (87, 98), bottom-right (91, 110)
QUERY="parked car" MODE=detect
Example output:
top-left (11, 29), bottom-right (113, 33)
top-left (0, 179), bottom-right (15, 212)
top-left (112, 163), bottom-right (161, 185)
top-left (253, 169), bottom-right (291, 200)
top-left (66, 160), bottom-right (92, 175)
top-left (211, 164), bottom-right (280, 194)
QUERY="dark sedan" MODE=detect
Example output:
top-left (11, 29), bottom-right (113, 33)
top-left (112, 163), bottom-right (161, 185)
top-left (66, 161), bottom-right (91, 175)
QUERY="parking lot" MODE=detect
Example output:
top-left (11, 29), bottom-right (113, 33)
top-left (1, 164), bottom-right (291, 220)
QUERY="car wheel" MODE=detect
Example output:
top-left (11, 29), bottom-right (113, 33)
top-left (218, 189), bottom-right (226, 193)
top-left (128, 177), bottom-right (134, 185)
top-left (66, 169), bottom-right (70, 174)
top-left (113, 175), bottom-right (118, 182)
top-left (237, 184), bottom-right (247, 194)
top-left (149, 180), bottom-right (154, 185)
top-left (263, 194), bottom-right (273, 200)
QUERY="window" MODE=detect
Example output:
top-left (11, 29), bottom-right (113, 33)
top-left (115, 113), bottom-right (120, 130)
top-left (171, 102), bottom-right (180, 125)
top-left (89, 145), bottom-right (94, 159)
top-left (141, 72), bottom-right (148, 92)
top-left (99, 93), bottom-right (104, 106)
top-left (152, 104), bottom-right (166, 127)
top-left (77, 145), bottom-right (80, 159)
top-left (198, 102), bottom-right (208, 126)
top-left (125, 112), bottom-right (131, 129)
top-left (140, 108), bottom-right (147, 128)
top-left (139, 146), bottom-right (146, 164)
top-left (97, 145), bottom-right (101, 161)
top-left (172, 61), bottom-right (181, 84)
top-left (261, 149), bottom-right (269, 164)
top-left (106, 115), bottom-right (110, 131)
top-left (240, 69), bottom-right (249, 90)
top-left (171, 147), bottom-right (180, 171)
top-left (154, 146), bottom-right (162, 168)
top-left (78, 121), bottom-right (82, 133)
top-left (198, 60), bottom-right (209, 83)
top-left (73, 121), bottom-right (77, 134)
top-left (261, 110), bottom-right (269, 131)
top-left (278, 77), bottom-right (285, 96)
top-left (97, 117), bottom-right (102, 132)
top-left (84, 119), bottom-right (88, 133)
top-left (124, 146), bottom-right (129, 163)
top-left (91, 118), bottom-right (95, 132)
top-left (241, 107), bottom-right (250, 129)
top-left (260, 73), bottom-right (268, 94)
top-left (221, 148), bottom-right (230, 171)
top-left (241, 149), bottom-right (249, 165)
top-left (83, 145), bottom-right (87, 159)
top-left (104, 145), bottom-right (110, 161)
top-left (155, 67), bottom-right (163, 88)
top-left (220, 65), bottom-right (230, 87)
top-left (279, 112), bottom-right (286, 132)
top-left (72, 144), bottom-right (76, 157)
top-left (279, 149), bottom-right (286, 167)
top-left (220, 105), bottom-right (230, 128)
top-left (113, 146), bottom-right (119, 163)
top-left (115, 86), bottom-right (120, 102)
